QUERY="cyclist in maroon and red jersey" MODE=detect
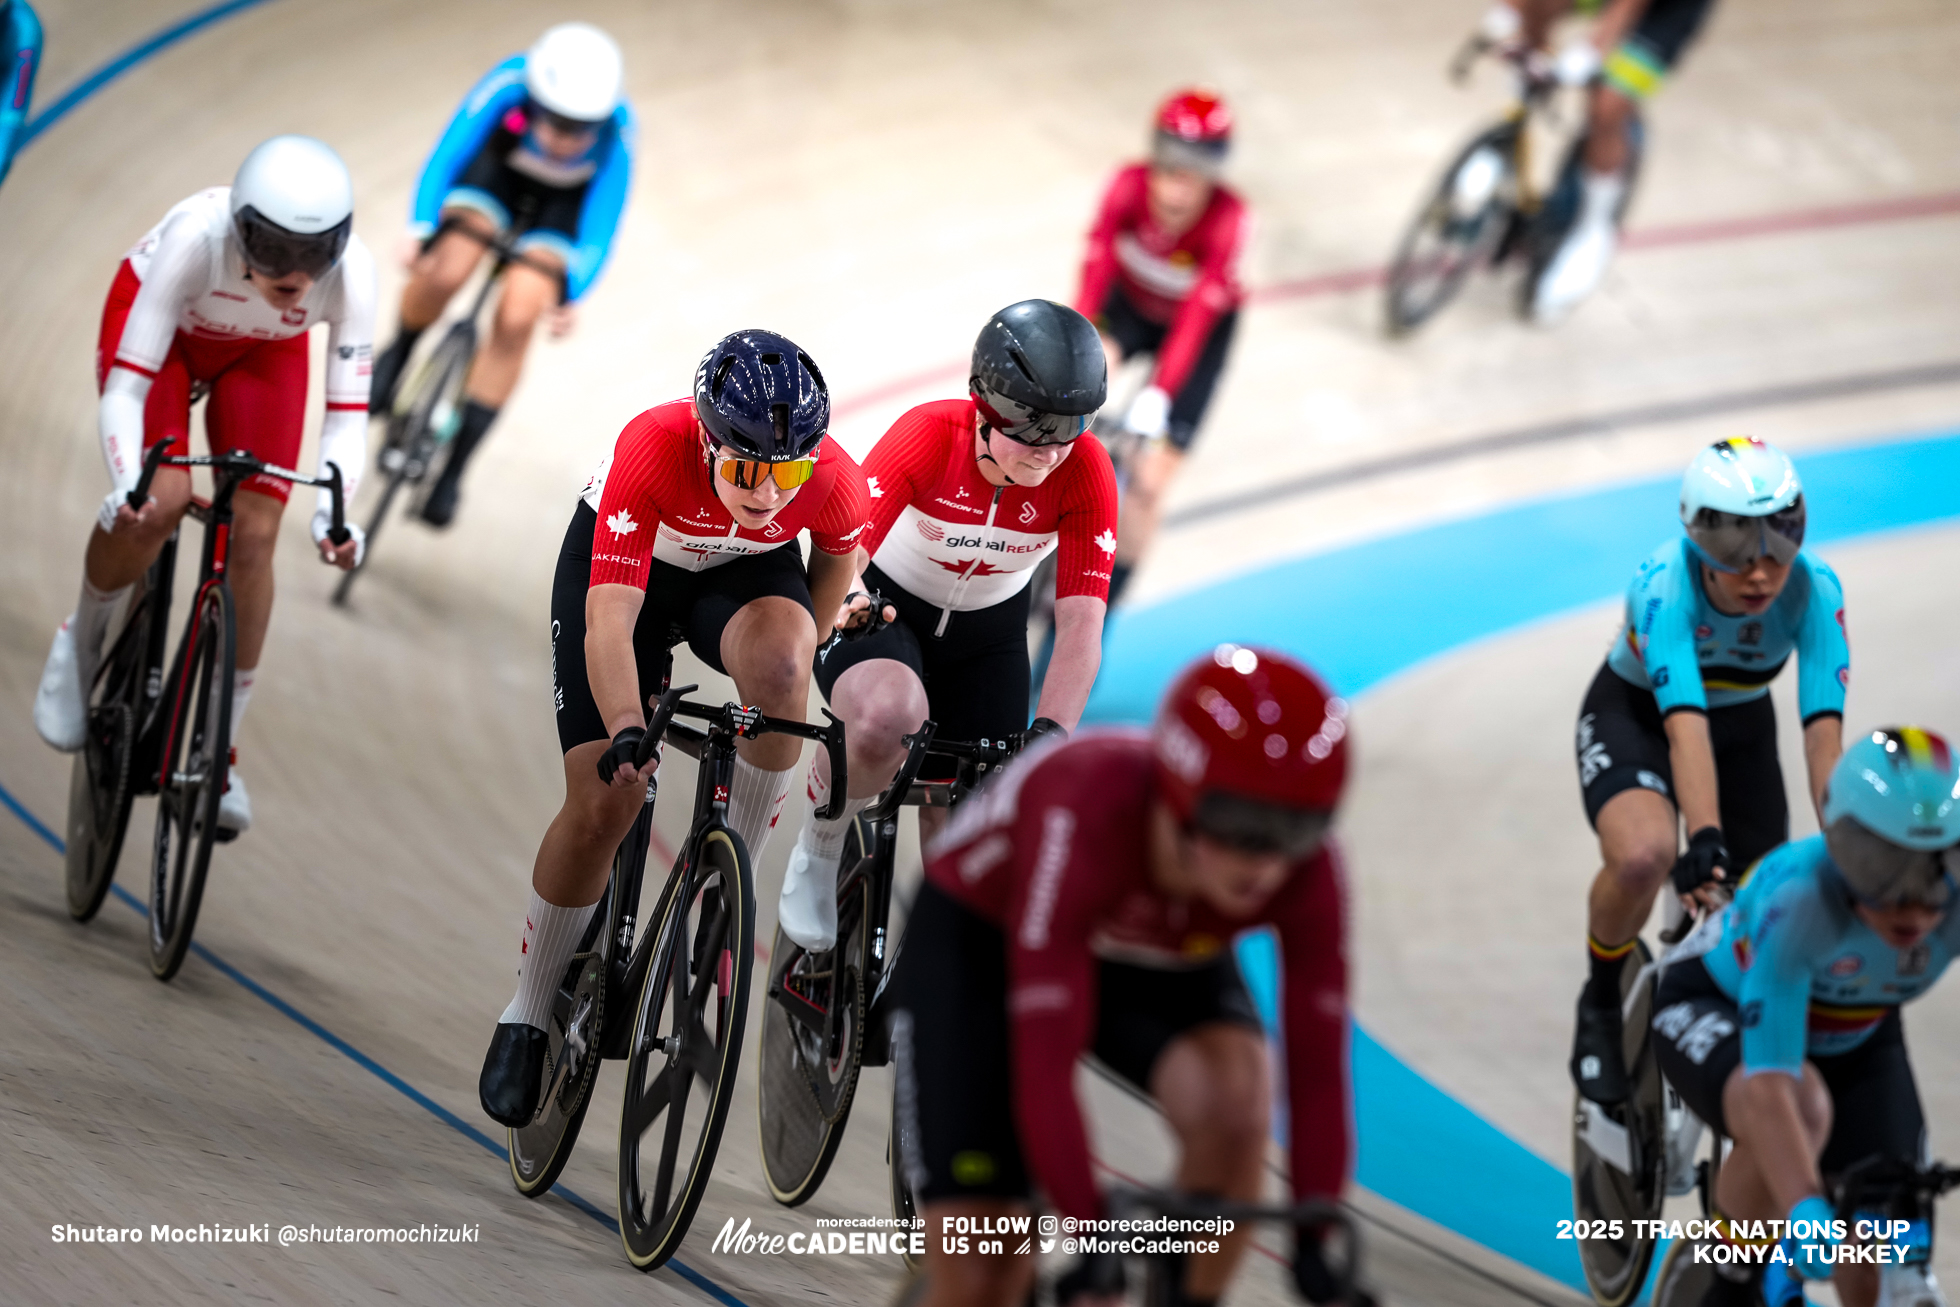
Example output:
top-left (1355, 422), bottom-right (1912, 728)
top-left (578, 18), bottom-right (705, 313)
top-left (477, 330), bottom-right (872, 1125)
top-left (891, 645), bottom-right (1358, 1307)
top-left (1076, 88), bottom-right (1247, 605)
top-left (773, 301), bottom-right (1117, 954)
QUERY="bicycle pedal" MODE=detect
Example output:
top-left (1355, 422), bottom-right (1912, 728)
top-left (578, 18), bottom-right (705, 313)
top-left (214, 826), bottom-right (240, 845)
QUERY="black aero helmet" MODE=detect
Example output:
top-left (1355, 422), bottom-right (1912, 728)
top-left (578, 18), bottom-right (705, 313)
top-left (693, 329), bottom-right (830, 461)
top-left (970, 300), bottom-right (1108, 446)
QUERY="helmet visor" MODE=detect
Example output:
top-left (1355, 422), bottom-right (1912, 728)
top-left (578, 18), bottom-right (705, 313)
top-left (1826, 816), bottom-right (1959, 909)
top-left (235, 206), bottom-right (350, 279)
top-left (972, 388), bottom-right (1091, 447)
top-left (1152, 132), bottom-right (1228, 178)
top-left (1687, 499), bottom-right (1806, 573)
top-left (1190, 792), bottom-right (1332, 859)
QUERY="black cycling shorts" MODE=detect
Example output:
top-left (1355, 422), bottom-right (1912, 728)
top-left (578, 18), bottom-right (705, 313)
top-left (550, 501), bottom-right (814, 753)
top-left (1651, 956), bottom-right (1925, 1175)
top-left (1096, 283), bottom-right (1238, 453)
top-left (888, 880), bottom-right (1263, 1206)
top-left (445, 128), bottom-right (588, 248)
top-left (812, 563), bottom-right (1032, 777)
top-left (1575, 663), bottom-right (1789, 874)
top-left (1605, 0), bottom-right (1716, 98)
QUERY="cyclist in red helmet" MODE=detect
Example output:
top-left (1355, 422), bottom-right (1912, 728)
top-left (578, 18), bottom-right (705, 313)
top-left (890, 645), bottom-right (1358, 1307)
top-left (1074, 88), bottom-right (1248, 607)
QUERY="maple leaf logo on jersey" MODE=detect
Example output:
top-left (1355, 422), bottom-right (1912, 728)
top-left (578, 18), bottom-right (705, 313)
top-left (867, 476), bottom-right (883, 499)
top-left (1094, 529), bottom-right (1117, 555)
top-left (607, 509), bottom-right (639, 537)
top-left (934, 558), bottom-right (1006, 576)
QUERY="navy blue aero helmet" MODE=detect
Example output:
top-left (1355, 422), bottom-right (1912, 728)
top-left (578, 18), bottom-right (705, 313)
top-left (693, 330), bottom-right (831, 462)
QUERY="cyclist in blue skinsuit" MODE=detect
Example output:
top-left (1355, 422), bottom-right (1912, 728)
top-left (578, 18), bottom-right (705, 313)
top-left (0, 0), bottom-right (42, 189)
top-left (1652, 728), bottom-right (1960, 1307)
top-left (367, 22), bottom-right (635, 527)
top-left (1571, 438), bottom-right (1847, 1104)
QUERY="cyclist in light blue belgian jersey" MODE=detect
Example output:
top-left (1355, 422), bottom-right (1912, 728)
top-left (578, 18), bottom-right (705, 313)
top-left (0, 0), bottom-right (42, 190)
top-left (1570, 438), bottom-right (1846, 1105)
top-left (1652, 728), bottom-right (1960, 1307)
top-left (367, 23), bottom-right (635, 527)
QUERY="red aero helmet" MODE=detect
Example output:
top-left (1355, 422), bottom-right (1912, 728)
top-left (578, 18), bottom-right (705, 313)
top-left (1155, 87), bottom-right (1232, 145)
top-left (1152, 644), bottom-right (1348, 821)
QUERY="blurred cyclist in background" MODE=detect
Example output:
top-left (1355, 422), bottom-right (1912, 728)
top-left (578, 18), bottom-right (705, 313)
top-left (893, 645), bottom-right (1356, 1307)
top-left (1571, 437), bottom-right (1844, 1105)
top-left (367, 22), bottom-right (634, 527)
top-left (1477, 0), bottom-right (1717, 323)
top-left (1075, 87), bottom-right (1247, 607)
top-left (0, 0), bottom-right (41, 189)
top-left (32, 136), bottom-right (374, 834)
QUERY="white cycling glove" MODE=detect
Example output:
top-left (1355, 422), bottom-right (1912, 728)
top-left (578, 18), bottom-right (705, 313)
top-left (99, 488), bottom-right (144, 534)
top-left (311, 508), bottom-right (366, 569)
top-left (1555, 41), bottom-right (1602, 87)
top-left (1477, 3), bottom-right (1522, 44)
top-left (1124, 385), bottom-right (1172, 440)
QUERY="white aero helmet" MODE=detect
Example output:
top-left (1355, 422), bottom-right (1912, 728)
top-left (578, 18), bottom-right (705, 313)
top-left (526, 23), bottom-right (624, 124)
top-left (1678, 437), bottom-right (1807, 573)
top-left (230, 135), bottom-right (354, 279)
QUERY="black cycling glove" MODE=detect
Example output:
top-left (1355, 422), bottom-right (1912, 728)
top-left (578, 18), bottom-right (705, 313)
top-left (1670, 825), bottom-right (1730, 895)
top-left (1024, 717), bottom-right (1067, 746)
top-left (596, 727), bottom-right (647, 785)
top-left (1054, 1247), bottom-right (1125, 1305)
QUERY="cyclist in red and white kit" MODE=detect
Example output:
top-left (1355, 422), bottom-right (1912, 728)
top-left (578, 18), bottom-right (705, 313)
top-left (32, 136), bottom-right (374, 834)
top-left (773, 300), bottom-right (1116, 953)
top-left (1077, 88), bottom-right (1247, 606)
top-left (891, 645), bottom-right (1356, 1307)
top-left (478, 329), bottom-right (873, 1125)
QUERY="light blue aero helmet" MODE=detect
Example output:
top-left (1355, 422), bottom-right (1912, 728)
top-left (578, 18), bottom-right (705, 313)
top-left (1822, 727), bottom-right (1960, 907)
top-left (1679, 437), bottom-right (1806, 573)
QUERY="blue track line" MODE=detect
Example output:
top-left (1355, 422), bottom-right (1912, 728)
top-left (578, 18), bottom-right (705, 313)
top-left (7, 792), bottom-right (746, 1306)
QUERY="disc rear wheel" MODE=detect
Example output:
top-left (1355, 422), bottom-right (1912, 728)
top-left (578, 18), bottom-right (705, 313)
top-left (148, 585), bottom-right (234, 981)
top-left (65, 586), bottom-right (152, 921)
top-left (1385, 122), bottom-right (1519, 335)
top-left (618, 829), bottom-right (754, 1270)
top-left (1572, 938), bottom-right (1666, 1306)
top-left (509, 906), bottom-right (609, 1197)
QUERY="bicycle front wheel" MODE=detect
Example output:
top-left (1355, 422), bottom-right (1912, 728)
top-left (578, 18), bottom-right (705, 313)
top-left (65, 583), bottom-right (154, 921)
top-left (148, 584), bottom-right (235, 981)
top-left (403, 326), bottom-right (477, 519)
top-left (618, 827), bottom-right (755, 1270)
top-left (758, 836), bottom-right (873, 1205)
top-left (1384, 122), bottom-right (1518, 335)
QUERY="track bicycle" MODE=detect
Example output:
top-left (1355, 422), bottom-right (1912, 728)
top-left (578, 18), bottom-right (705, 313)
top-left (892, 1186), bottom-right (1379, 1307)
top-left (1383, 34), bottom-right (1643, 335)
top-left (332, 214), bottom-right (563, 606)
top-left (501, 670), bottom-right (848, 1272)
top-left (757, 719), bottom-right (1022, 1208)
top-left (63, 442), bottom-right (350, 980)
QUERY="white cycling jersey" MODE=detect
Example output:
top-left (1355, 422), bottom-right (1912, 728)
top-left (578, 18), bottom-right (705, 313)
top-left (101, 188), bottom-right (375, 509)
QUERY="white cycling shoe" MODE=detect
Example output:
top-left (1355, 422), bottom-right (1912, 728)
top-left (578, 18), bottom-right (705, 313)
top-left (1531, 220), bottom-right (1618, 326)
top-left (34, 621), bottom-right (88, 753)
top-left (218, 755), bottom-right (252, 835)
top-left (777, 833), bottom-right (839, 952)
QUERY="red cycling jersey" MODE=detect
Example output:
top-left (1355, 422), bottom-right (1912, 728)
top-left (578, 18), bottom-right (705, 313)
top-left (582, 399), bottom-right (871, 587)
top-left (1074, 164), bottom-right (1248, 399)
top-left (861, 398), bottom-right (1117, 618)
top-left (924, 730), bottom-right (1350, 1221)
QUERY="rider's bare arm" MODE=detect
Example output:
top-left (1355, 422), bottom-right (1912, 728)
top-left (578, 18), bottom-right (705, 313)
top-left (1728, 1069), bottom-right (1827, 1211)
top-left (1801, 716), bottom-right (1843, 825)
top-left (1662, 710), bottom-right (1721, 838)
top-left (586, 581), bottom-right (649, 737)
top-left (1033, 595), bottom-right (1106, 732)
top-left (806, 545), bottom-right (864, 639)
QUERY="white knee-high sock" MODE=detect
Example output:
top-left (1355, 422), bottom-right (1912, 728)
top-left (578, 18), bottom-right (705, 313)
top-left (1579, 168), bottom-right (1626, 232)
top-left (229, 668), bottom-right (256, 746)
top-left (500, 890), bottom-right (599, 1030)
top-left (71, 576), bottom-right (131, 693)
top-left (726, 755), bottom-right (795, 862)
top-left (798, 759), bottom-right (874, 862)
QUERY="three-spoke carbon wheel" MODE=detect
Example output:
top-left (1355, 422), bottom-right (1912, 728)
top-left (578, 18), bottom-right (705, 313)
top-left (758, 847), bottom-right (872, 1205)
top-left (1384, 122), bottom-right (1519, 336)
top-left (1572, 939), bottom-right (1667, 1307)
top-left (65, 588), bottom-right (152, 922)
top-left (509, 937), bottom-right (608, 1197)
top-left (618, 828), bottom-right (754, 1270)
top-left (148, 585), bottom-right (235, 981)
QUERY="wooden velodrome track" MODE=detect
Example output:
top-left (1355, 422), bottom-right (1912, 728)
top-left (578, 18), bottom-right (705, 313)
top-left (1, 1), bottom-right (1957, 1302)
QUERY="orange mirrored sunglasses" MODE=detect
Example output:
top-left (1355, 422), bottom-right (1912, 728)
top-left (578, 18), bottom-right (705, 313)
top-left (715, 454), bottom-right (818, 491)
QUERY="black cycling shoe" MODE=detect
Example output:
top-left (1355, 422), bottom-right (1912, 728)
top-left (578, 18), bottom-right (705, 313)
top-left (419, 475), bottom-right (461, 528)
top-left (367, 336), bottom-right (413, 415)
top-left (1699, 1262), bottom-right (1762, 1307)
top-left (1569, 987), bottom-right (1630, 1105)
top-left (479, 1022), bottom-right (549, 1127)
